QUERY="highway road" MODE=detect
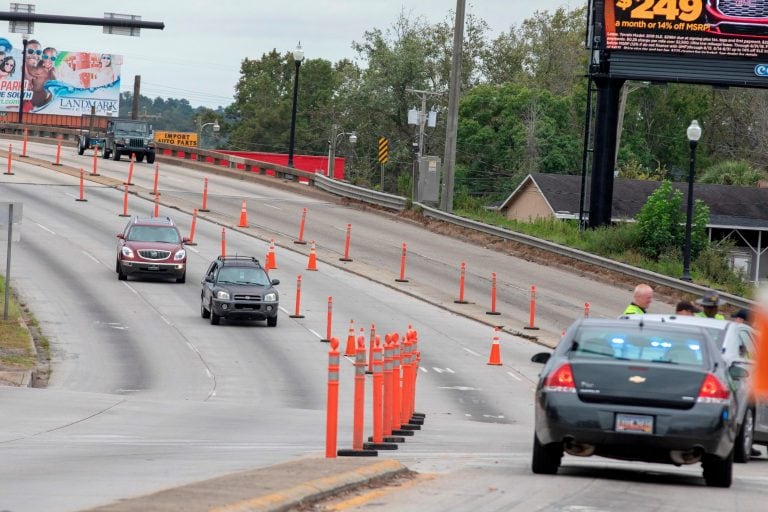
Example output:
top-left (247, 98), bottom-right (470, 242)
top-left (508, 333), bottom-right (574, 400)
top-left (0, 140), bottom-right (764, 512)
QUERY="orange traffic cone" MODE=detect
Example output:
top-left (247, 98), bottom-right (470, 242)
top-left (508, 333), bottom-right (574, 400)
top-left (344, 320), bottom-right (357, 357)
top-left (487, 327), bottom-right (502, 366)
top-left (358, 327), bottom-right (367, 366)
top-left (265, 239), bottom-right (278, 270)
top-left (238, 200), bottom-right (248, 227)
top-left (306, 240), bottom-right (318, 271)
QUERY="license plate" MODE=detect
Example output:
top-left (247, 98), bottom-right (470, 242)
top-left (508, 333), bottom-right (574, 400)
top-left (615, 413), bottom-right (654, 434)
top-left (147, 265), bottom-right (159, 271)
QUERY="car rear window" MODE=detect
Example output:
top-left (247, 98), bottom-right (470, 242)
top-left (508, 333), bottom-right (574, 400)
top-left (127, 226), bottom-right (180, 243)
top-left (570, 326), bottom-right (707, 366)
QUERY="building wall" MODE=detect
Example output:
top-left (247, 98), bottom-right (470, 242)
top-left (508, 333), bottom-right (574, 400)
top-left (503, 182), bottom-right (553, 221)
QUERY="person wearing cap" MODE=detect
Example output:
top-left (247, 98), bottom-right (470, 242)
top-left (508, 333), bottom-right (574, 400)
top-left (675, 300), bottom-right (699, 316)
top-left (730, 308), bottom-right (750, 325)
top-left (695, 291), bottom-right (726, 320)
top-left (623, 284), bottom-right (653, 315)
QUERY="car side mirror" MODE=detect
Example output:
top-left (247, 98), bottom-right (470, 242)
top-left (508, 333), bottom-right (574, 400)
top-left (204, 275), bottom-right (213, 283)
top-left (116, 233), bottom-right (124, 239)
top-left (531, 352), bottom-right (551, 364)
top-left (729, 364), bottom-right (749, 380)
top-left (271, 279), bottom-right (280, 286)
top-left (182, 237), bottom-right (191, 244)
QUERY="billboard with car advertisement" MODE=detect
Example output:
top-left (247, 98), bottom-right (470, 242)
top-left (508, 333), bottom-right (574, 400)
top-left (605, 0), bottom-right (768, 58)
top-left (0, 37), bottom-right (121, 116)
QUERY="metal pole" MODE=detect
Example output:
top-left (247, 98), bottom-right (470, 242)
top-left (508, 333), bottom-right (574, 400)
top-left (0, 11), bottom-right (165, 30)
top-left (4, 204), bottom-right (13, 321)
top-left (131, 75), bottom-right (141, 120)
top-left (287, 59), bottom-right (301, 168)
top-left (328, 123), bottom-right (338, 178)
top-left (440, 0), bottom-right (465, 213)
top-left (681, 140), bottom-right (697, 282)
top-left (18, 38), bottom-right (28, 125)
top-left (418, 94), bottom-right (426, 158)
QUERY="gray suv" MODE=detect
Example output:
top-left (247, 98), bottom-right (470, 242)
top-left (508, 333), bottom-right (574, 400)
top-left (200, 256), bottom-right (280, 326)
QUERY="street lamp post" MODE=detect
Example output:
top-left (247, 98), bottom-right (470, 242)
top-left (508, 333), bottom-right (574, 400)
top-left (327, 123), bottom-right (357, 178)
top-left (287, 42), bottom-right (304, 168)
top-left (681, 119), bottom-right (702, 282)
top-left (198, 120), bottom-right (220, 149)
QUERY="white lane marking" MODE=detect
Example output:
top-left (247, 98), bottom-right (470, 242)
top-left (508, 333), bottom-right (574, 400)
top-left (186, 342), bottom-right (201, 355)
top-left (309, 329), bottom-right (322, 339)
top-left (205, 368), bottom-right (213, 379)
top-left (419, 366), bottom-right (427, 373)
top-left (483, 414), bottom-right (505, 419)
top-left (159, 314), bottom-right (171, 326)
top-left (463, 347), bottom-right (481, 357)
top-left (187, 246), bottom-right (199, 253)
top-left (36, 223), bottom-right (55, 234)
top-left (278, 306), bottom-right (290, 314)
top-left (507, 371), bottom-right (522, 381)
top-left (444, 368), bottom-right (455, 373)
top-left (439, 386), bottom-right (479, 391)
top-left (432, 367), bottom-right (444, 373)
top-left (265, 204), bottom-right (281, 210)
top-left (81, 251), bottom-right (99, 263)
top-left (121, 282), bottom-right (138, 295)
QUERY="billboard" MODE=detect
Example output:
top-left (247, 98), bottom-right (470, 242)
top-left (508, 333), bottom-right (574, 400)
top-left (605, 0), bottom-right (768, 59)
top-left (0, 37), bottom-right (121, 116)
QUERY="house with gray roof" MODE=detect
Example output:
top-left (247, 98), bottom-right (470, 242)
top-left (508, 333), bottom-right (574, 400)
top-left (498, 173), bottom-right (768, 283)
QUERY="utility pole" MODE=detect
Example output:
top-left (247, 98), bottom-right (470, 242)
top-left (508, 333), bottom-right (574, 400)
top-left (440, 0), bottom-right (465, 213)
top-left (131, 75), bottom-right (141, 120)
top-left (406, 89), bottom-right (440, 157)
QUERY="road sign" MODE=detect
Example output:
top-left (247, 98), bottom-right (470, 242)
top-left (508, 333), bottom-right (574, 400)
top-left (378, 137), bottom-right (389, 165)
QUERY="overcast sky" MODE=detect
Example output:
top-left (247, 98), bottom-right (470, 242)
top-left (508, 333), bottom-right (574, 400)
top-left (5, 1), bottom-right (577, 109)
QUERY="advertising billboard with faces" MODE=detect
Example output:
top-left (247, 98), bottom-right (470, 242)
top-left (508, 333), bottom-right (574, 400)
top-left (0, 37), bottom-right (122, 116)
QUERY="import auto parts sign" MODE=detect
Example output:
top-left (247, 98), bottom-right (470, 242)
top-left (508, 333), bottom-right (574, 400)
top-left (0, 36), bottom-right (121, 116)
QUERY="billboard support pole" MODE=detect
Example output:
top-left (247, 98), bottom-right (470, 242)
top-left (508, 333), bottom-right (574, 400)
top-left (588, 76), bottom-right (624, 229)
top-left (17, 37), bottom-right (28, 125)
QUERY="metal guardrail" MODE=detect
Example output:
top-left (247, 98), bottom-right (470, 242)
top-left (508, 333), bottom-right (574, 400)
top-left (2, 121), bottom-right (753, 308)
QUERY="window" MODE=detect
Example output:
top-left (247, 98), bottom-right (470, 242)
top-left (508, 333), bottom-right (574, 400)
top-left (570, 326), bottom-right (705, 366)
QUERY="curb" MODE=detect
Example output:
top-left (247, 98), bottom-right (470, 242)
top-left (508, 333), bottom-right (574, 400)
top-left (210, 459), bottom-right (408, 512)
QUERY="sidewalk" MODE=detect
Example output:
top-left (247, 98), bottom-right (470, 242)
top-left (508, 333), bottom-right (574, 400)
top-left (83, 457), bottom-right (410, 512)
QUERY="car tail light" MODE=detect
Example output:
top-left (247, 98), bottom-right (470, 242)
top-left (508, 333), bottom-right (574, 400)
top-left (544, 363), bottom-right (576, 393)
top-left (697, 373), bottom-right (730, 404)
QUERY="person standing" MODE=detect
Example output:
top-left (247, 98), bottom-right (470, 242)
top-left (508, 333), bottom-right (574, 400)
top-left (675, 300), bottom-right (699, 316)
top-left (695, 291), bottom-right (726, 319)
top-left (623, 284), bottom-right (653, 315)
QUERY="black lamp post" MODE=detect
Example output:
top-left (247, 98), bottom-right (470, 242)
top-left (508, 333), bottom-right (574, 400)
top-left (18, 36), bottom-right (29, 124)
top-left (681, 119), bottom-right (702, 282)
top-left (287, 42), bottom-right (304, 168)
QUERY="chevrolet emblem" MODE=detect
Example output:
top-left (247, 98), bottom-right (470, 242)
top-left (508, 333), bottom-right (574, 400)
top-left (629, 375), bottom-right (646, 383)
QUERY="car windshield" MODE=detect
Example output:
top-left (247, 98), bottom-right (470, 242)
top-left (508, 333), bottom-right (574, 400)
top-left (216, 267), bottom-right (270, 286)
top-left (570, 325), bottom-right (707, 366)
top-left (115, 122), bottom-right (148, 135)
top-left (127, 226), bottom-right (180, 243)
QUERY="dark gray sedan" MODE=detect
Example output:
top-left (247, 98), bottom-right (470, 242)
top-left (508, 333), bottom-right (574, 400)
top-left (532, 318), bottom-right (747, 487)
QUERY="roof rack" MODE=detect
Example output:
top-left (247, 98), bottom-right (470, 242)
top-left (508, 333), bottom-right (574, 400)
top-left (217, 255), bottom-right (261, 265)
top-left (131, 215), bottom-right (175, 225)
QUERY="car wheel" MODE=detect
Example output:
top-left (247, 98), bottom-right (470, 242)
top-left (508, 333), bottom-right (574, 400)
top-left (200, 296), bottom-right (210, 319)
top-left (78, 143), bottom-right (85, 155)
top-left (734, 408), bottom-right (755, 463)
top-left (209, 302), bottom-right (220, 325)
top-left (136, 153), bottom-right (145, 163)
top-left (112, 148), bottom-right (120, 161)
top-left (102, 148), bottom-right (110, 159)
top-left (146, 152), bottom-right (156, 164)
top-left (117, 261), bottom-right (127, 281)
top-left (176, 272), bottom-right (186, 284)
top-left (531, 433), bottom-right (562, 475)
top-left (267, 316), bottom-right (278, 327)
top-left (702, 450), bottom-right (733, 488)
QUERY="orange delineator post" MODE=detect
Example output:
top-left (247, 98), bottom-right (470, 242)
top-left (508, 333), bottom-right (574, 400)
top-left (238, 200), bottom-right (248, 228)
top-left (200, 177), bottom-right (210, 211)
top-left (584, 302), bottom-right (590, 318)
top-left (5, 144), bottom-right (13, 175)
top-left (75, 169), bottom-right (87, 202)
top-left (753, 306), bottom-right (768, 400)
top-left (151, 163), bottom-right (160, 196)
top-left (294, 207), bottom-right (307, 244)
top-left (91, 146), bottom-right (100, 176)
top-left (265, 239), bottom-right (277, 269)
top-left (337, 336), bottom-right (377, 456)
top-left (221, 227), bottom-right (226, 258)
top-left (21, 129), bottom-right (28, 157)
top-left (366, 323), bottom-right (376, 374)
top-left (153, 192), bottom-right (160, 217)
top-left (524, 285), bottom-right (540, 329)
top-left (343, 320), bottom-right (356, 357)
top-left (306, 240), bottom-right (318, 271)
top-left (400, 334), bottom-right (413, 426)
top-left (487, 272), bottom-right (501, 315)
top-left (53, 136), bottom-right (62, 166)
top-left (124, 154), bottom-right (135, 185)
top-left (390, 333), bottom-right (402, 431)
top-left (455, 261), bottom-right (468, 304)
top-left (395, 242), bottom-right (408, 282)
top-left (186, 209), bottom-right (198, 246)
top-left (408, 329), bottom-right (422, 423)
top-left (371, 336), bottom-right (384, 443)
top-left (325, 337), bottom-right (340, 458)
top-left (382, 335), bottom-right (394, 437)
top-left (487, 327), bottom-right (503, 365)
top-left (339, 223), bottom-right (353, 262)
top-left (119, 184), bottom-right (130, 217)
top-left (289, 275), bottom-right (305, 318)
top-left (321, 296), bottom-right (333, 342)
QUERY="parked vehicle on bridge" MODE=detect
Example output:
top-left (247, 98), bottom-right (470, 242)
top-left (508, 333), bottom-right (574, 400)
top-left (623, 314), bottom-right (768, 463)
top-left (531, 318), bottom-right (746, 487)
top-left (200, 256), bottom-right (280, 326)
top-left (115, 216), bottom-right (188, 283)
top-left (76, 113), bottom-right (107, 155)
top-left (103, 118), bottom-right (156, 163)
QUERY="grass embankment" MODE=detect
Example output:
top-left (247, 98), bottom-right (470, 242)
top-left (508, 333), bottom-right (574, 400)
top-left (0, 275), bottom-right (38, 371)
top-left (453, 208), bottom-right (751, 298)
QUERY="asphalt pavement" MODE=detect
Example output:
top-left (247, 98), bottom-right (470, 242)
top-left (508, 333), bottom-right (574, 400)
top-left (82, 457), bottom-right (410, 512)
